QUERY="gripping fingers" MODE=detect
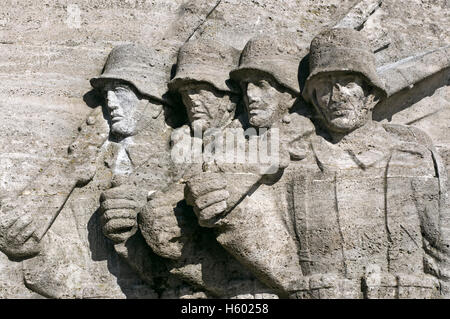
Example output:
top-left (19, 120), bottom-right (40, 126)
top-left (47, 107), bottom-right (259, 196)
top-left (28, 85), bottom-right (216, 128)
top-left (101, 199), bottom-right (139, 211)
top-left (7, 214), bottom-right (33, 239)
top-left (100, 185), bottom-right (136, 202)
top-left (101, 208), bottom-right (138, 244)
top-left (103, 218), bottom-right (136, 234)
top-left (106, 231), bottom-right (135, 243)
top-left (0, 213), bottom-right (21, 229)
top-left (8, 238), bottom-right (41, 259)
top-left (103, 209), bottom-right (137, 221)
top-left (195, 190), bottom-right (230, 210)
top-left (188, 173), bottom-right (227, 197)
top-left (198, 201), bottom-right (227, 223)
top-left (14, 223), bottom-right (37, 245)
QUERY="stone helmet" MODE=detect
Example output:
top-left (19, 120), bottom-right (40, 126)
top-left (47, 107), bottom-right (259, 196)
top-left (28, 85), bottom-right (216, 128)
top-left (168, 39), bottom-right (241, 95)
top-left (90, 44), bottom-right (173, 106)
top-left (302, 28), bottom-right (387, 104)
top-left (229, 32), bottom-right (308, 97)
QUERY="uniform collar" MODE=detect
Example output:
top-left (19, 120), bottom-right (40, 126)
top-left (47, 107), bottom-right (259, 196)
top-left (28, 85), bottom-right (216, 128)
top-left (310, 122), bottom-right (395, 171)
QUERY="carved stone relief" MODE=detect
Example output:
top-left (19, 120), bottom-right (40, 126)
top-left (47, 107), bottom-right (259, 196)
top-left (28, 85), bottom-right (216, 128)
top-left (0, 0), bottom-right (448, 299)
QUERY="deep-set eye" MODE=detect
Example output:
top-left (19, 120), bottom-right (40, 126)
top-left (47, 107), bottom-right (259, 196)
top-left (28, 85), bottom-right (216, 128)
top-left (346, 82), bottom-right (358, 89)
top-left (114, 86), bottom-right (128, 94)
top-left (257, 80), bottom-right (269, 88)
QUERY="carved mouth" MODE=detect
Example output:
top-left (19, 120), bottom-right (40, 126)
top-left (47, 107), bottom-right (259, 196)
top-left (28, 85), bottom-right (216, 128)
top-left (248, 101), bottom-right (264, 111)
top-left (192, 112), bottom-right (206, 119)
top-left (111, 116), bottom-right (123, 122)
top-left (330, 110), bottom-right (348, 116)
top-left (328, 104), bottom-right (352, 117)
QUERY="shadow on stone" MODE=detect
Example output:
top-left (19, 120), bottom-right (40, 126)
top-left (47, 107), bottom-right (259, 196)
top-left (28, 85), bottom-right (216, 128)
top-left (87, 208), bottom-right (156, 298)
top-left (373, 68), bottom-right (450, 122)
top-left (83, 89), bottom-right (104, 109)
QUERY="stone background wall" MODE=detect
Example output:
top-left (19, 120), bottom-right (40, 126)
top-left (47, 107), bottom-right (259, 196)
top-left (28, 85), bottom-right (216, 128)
top-left (0, 0), bottom-right (448, 298)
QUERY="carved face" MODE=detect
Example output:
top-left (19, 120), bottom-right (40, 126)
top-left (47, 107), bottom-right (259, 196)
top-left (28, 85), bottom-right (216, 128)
top-left (311, 72), bottom-right (376, 134)
top-left (104, 82), bottom-right (146, 137)
top-left (242, 79), bottom-right (293, 128)
top-left (180, 84), bottom-right (236, 132)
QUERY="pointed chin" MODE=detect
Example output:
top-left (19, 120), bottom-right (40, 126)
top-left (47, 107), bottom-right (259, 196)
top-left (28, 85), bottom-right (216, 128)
top-left (111, 119), bottom-right (135, 137)
top-left (191, 119), bottom-right (209, 132)
top-left (250, 107), bottom-right (280, 128)
top-left (249, 114), bottom-right (266, 128)
top-left (325, 111), bottom-right (368, 133)
top-left (327, 117), bottom-right (356, 132)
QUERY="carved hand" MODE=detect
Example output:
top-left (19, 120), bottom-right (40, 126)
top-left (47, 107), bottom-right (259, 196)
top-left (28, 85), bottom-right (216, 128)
top-left (187, 172), bottom-right (230, 228)
top-left (100, 184), bottom-right (143, 243)
top-left (0, 210), bottom-right (41, 259)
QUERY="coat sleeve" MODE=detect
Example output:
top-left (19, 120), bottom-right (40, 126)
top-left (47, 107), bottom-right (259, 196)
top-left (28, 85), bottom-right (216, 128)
top-left (386, 124), bottom-right (450, 296)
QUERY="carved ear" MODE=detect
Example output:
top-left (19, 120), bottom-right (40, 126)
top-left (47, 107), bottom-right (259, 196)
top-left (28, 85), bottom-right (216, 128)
top-left (226, 101), bottom-right (235, 112)
top-left (365, 90), bottom-right (381, 110)
top-left (283, 91), bottom-right (297, 109)
top-left (276, 91), bottom-right (294, 113)
top-left (150, 102), bottom-right (163, 119)
top-left (373, 91), bottom-right (382, 104)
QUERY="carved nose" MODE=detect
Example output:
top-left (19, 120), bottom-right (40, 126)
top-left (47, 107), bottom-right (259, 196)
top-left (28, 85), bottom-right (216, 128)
top-left (192, 100), bottom-right (202, 108)
top-left (331, 83), bottom-right (346, 101)
top-left (246, 86), bottom-right (260, 104)
top-left (333, 83), bottom-right (344, 94)
top-left (106, 91), bottom-right (119, 109)
top-left (247, 94), bottom-right (257, 104)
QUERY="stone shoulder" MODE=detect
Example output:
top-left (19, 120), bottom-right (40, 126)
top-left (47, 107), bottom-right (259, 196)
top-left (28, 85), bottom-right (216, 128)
top-left (382, 123), bottom-right (435, 149)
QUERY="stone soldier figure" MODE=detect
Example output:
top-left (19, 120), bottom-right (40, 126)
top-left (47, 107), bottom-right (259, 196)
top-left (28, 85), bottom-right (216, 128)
top-left (90, 44), bottom-right (213, 297)
top-left (288, 28), bottom-right (449, 298)
top-left (137, 38), bottom-right (277, 298)
top-left (140, 38), bottom-right (242, 260)
top-left (0, 44), bottom-right (180, 298)
top-left (187, 29), bottom-right (450, 299)
top-left (168, 39), bottom-right (242, 134)
top-left (90, 44), bottom-right (175, 244)
top-left (186, 33), bottom-right (317, 297)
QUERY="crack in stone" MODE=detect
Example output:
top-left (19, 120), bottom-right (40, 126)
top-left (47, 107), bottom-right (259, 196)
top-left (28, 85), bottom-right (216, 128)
top-left (384, 154), bottom-right (393, 272)
top-left (184, 0), bottom-right (222, 45)
top-left (334, 172), bottom-right (348, 277)
top-left (400, 224), bottom-right (420, 249)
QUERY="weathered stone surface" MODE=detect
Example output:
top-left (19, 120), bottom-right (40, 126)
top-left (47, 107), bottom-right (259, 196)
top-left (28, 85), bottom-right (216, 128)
top-left (0, 0), bottom-right (448, 299)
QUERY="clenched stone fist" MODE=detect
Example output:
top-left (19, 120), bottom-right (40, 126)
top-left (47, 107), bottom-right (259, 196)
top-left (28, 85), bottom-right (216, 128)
top-left (186, 172), bottom-right (230, 228)
top-left (0, 211), bottom-right (41, 260)
top-left (100, 184), bottom-right (144, 243)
